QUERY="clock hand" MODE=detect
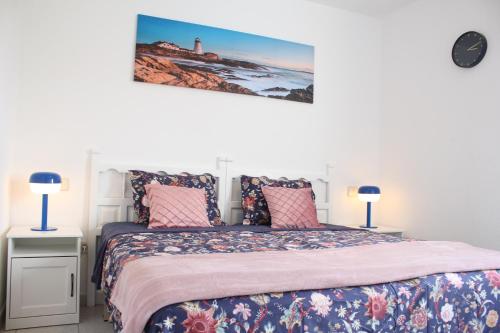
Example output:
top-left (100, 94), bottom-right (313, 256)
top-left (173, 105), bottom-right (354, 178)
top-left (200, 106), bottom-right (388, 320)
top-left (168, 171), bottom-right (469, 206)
top-left (467, 41), bottom-right (481, 51)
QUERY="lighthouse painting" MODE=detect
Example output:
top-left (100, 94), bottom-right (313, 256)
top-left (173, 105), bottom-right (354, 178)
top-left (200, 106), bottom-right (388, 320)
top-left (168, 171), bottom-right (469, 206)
top-left (193, 37), bottom-right (203, 55)
top-left (134, 14), bottom-right (314, 103)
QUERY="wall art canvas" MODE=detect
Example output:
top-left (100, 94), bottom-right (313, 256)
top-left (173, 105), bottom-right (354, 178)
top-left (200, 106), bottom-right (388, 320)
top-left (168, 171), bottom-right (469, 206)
top-left (134, 15), bottom-right (315, 103)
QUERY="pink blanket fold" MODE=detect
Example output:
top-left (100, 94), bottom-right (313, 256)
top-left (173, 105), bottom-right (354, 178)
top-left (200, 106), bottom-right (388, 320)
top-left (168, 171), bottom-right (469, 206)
top-left (110, 241), bottom-right (500, 333)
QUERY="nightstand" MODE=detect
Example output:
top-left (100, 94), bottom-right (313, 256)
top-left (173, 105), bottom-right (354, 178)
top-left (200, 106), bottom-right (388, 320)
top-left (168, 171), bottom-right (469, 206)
top-left (5, 226), bottom-right (83, 330)
top-left (347, 225), bottom-right (404, 238)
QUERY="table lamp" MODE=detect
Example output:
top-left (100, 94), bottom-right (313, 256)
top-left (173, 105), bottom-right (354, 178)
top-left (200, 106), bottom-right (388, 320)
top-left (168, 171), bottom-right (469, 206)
top-left (29, 172), bottom-right (61, 231)
top-left (358, 185), bottom-right (380, 229)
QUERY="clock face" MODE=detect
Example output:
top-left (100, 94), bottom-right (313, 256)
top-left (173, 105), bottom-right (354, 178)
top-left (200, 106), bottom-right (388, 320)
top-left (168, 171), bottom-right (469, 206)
top-left (452, 31), bottom-right (487, 68)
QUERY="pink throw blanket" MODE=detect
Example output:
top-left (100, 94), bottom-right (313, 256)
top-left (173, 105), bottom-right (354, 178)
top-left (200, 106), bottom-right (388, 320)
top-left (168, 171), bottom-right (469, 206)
top-left (110, 241), bottom-right (500, 333)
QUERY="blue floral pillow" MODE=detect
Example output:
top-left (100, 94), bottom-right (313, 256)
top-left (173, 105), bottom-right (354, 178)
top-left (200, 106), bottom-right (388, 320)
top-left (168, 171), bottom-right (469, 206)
top-left (129, 170), bottom-right (223, 226)
top-left (240, 175), bottom-right (315, 225)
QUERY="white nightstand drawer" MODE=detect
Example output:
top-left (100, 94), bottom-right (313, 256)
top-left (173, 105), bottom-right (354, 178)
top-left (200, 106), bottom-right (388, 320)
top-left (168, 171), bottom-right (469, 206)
top-left (10, 256), bottom-right (78, 318)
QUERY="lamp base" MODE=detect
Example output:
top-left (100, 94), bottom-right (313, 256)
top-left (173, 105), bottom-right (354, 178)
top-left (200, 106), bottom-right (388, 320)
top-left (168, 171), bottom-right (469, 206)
top-left (31, 226), bottom-right (58, 232)
top-left (359, 225), bottom-right (378, 229)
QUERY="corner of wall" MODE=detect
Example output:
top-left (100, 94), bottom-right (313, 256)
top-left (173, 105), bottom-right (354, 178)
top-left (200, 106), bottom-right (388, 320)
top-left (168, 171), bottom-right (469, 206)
top-left (0, 0), bottom-right (17, 320)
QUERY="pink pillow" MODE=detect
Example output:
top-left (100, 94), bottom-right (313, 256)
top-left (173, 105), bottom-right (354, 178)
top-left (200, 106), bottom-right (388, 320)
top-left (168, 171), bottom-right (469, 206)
top-left (262, 187), bottom-right (321, 229)
top-left (145, 184), bottom-right (211, 229)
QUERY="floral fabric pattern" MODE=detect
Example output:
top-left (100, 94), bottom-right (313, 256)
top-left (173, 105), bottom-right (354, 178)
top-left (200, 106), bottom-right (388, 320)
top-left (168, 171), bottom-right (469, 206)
top-left (129, 170), bottom-right (223, 226)
top-left (240, 175), bottom-right (315, 225)
top-left (142, 271), bottom-right (500, 333)
top-left (100, 229), bottom-right (500, 333)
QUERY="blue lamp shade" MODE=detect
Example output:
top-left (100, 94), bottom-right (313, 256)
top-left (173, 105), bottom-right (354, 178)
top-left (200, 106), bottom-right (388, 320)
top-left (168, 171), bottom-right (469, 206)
top-left (29, 172), bottom-right (62, 232)
top-left (358, 185), bottom-right (381, 229)
top-left (358, 185), bottom-right (381, 202)
top-left (29, 172), bottom-right (62, 194)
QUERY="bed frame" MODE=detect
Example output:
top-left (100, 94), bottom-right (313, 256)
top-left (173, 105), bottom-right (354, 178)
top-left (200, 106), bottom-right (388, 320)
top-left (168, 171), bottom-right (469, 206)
top-left (86, 154), bottom-right (333, 306)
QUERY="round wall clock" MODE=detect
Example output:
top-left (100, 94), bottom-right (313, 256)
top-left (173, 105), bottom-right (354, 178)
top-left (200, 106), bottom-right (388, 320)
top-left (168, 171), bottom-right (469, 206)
top-left (452, 31), bottom-right (487, 68)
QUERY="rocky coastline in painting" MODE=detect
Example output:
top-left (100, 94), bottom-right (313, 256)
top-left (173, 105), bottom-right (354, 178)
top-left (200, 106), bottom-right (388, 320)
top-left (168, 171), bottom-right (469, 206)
top-left (268, 84), bottom-right (314, 104)
top-left (135, 54), bottom-right (257, 96)
top-left (134, 42), bottom-right (314, 104)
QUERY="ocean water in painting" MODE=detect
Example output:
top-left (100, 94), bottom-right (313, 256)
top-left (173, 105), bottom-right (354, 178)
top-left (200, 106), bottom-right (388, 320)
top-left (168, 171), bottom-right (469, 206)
top-left (134, 15), bottom-right (315, 103)
top-left (163, 57), bottom-right (314, 97)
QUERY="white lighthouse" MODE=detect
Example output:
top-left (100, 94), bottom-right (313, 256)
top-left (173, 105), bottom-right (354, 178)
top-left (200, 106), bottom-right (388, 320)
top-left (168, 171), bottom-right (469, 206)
top-left (193, 37), bottom-right (203, 55)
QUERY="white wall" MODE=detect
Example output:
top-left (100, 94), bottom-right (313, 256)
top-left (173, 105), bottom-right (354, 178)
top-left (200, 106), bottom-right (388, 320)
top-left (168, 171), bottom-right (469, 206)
top-left (7, 0), bottom-right (382, 237)
top-left (0, 0), bottom-right (18, 312)
top-left (379, 0), bottom-right (500, 250)
top-left (0, 0), bottom-right (16, 231)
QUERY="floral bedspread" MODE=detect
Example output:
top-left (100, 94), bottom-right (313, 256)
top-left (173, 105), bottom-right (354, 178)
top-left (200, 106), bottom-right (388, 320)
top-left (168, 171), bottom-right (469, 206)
top-left (100, 229), bottom-right (500, 332)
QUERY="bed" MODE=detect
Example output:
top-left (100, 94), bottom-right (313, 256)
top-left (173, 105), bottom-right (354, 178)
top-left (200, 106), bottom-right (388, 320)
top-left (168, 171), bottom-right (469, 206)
top-left (87, 156), bottom-right (500, 333)
top-left (93, 223), bottom-right (500, 333)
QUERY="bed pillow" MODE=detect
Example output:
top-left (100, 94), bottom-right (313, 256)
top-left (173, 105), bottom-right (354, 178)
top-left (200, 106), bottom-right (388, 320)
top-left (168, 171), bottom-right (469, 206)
top-left (129, 170), bottom-right (223, 226)
top-left (240, 175), bottom-right (315, 225)
top-left (262, 187), bottom-right (321, 229)
top-left (145, 184), bottom-right (211, 228)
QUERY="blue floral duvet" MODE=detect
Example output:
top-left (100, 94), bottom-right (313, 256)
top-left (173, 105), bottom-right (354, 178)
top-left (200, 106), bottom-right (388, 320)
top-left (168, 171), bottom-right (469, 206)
top-left (93, 223), bottom-right (500, 333)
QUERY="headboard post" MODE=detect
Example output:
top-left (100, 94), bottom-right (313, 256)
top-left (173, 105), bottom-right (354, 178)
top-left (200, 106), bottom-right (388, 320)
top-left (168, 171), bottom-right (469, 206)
top-left (216, 156), bottom-right (233, 224)
top-left (86, 150), bottom-right (100, 307)
top-left (326, 163), bottom-right (335, 224)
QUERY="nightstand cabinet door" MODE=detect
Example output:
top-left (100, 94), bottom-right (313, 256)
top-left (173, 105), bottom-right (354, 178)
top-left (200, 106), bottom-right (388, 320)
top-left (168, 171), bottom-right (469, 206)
top-left (10, 257), bottom-right (77, 318)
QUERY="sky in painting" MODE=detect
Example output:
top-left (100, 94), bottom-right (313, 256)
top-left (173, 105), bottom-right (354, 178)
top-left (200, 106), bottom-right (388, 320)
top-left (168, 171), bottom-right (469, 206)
top-left (136, 14), bottom-right (314, 73)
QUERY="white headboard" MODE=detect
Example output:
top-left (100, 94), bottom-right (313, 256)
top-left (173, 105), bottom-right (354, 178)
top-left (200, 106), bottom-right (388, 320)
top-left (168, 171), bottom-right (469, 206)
top-left (88, 162), bottom-right (225, 235)
top-left (223, 164), bottom-right (332, 225)
top-left (86, 154), bottom-right (226, 306)
top-left (86, 154), bottom-right (334, 306)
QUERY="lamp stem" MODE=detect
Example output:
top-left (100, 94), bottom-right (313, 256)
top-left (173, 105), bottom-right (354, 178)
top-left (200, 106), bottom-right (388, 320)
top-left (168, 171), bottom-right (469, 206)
top-left (41, 193), bottom-right (48, 231)
top-left (366, 201), bottom-right (371, 228)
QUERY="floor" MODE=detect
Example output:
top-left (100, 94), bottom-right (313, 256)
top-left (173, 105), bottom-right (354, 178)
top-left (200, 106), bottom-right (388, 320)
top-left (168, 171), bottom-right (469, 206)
top-left (2, 306), bottom-right (114, 333)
